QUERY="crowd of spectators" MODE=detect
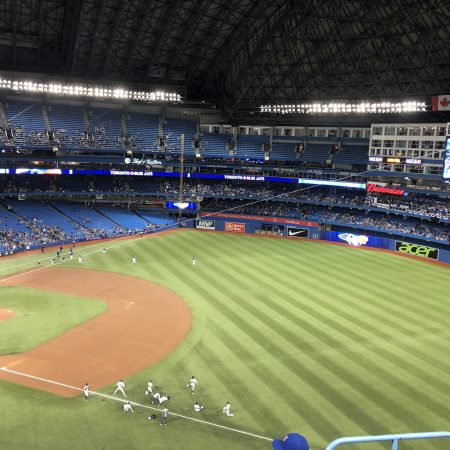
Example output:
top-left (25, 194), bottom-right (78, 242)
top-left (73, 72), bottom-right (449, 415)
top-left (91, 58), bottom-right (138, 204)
top-left (201, 198), bottom-right (449, 242)
top-left (1, 177), bottom-right (449, 247)
top-left (0, 216), bottom-right (68, 252)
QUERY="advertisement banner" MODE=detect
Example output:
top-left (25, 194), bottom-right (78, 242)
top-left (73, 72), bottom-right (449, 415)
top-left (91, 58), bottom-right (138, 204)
top-left (196, 219), bottom-right (215, 230)
top-left (321, 231), bottom-right (390, 249)
top-left (225, 222), bottom-right (245, 233)
top-left (287, 227), bottom-right (309, 238)
top-left (201, 213), bottom-right (318, 227)
top-left (395, 241), bottom-right (439, 260)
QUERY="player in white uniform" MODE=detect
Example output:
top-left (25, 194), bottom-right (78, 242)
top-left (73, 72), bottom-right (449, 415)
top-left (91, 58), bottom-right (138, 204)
top-left (187, 375), bottom-right (198, 394)
top-left (123, 401), bottom-right (134, 413)
top-left (194, 402), bottom-right (203, 412)
top-left (158, 395), bottom-right (170, 404)
top-left (113, 379), bottom-right (127, 397)
top-left (152, 392), bottom-right (161, 404)
top-left (77, 255), bottom-right (82, 264)
top-left (83, 383), bottom-right (89, 401)
top-left (145, 380), bottom-right (154, 395)
top-left (192, 256), bottom-right (196, 266)
top-left (222, 402), bottom-right (234, 416)
top-left (132, 255), bottom-right (136, 264)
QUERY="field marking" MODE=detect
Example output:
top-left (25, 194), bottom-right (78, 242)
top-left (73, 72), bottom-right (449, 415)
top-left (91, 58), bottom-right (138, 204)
top-left (0, 367), bottom-right (272, 442)
top-left (0, 228), bottom-right (179, 282)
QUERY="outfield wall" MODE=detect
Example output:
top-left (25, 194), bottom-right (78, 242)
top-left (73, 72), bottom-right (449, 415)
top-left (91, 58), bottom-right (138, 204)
top-left (194, 215), bottom-right (450, 265)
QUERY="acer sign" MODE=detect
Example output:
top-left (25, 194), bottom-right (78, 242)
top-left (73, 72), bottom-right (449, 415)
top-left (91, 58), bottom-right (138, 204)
top-left (287, 227), bottom-right (309, 238)
top-left (367, 184), bottom-right (405, 196)
top-left (395, 241), bottom-right (439, 260)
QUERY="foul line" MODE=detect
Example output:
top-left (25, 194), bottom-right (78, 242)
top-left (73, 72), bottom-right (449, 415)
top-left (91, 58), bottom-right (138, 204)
top-left (0, 229), bottom-right (178, 283)
top-left (0, 367), bottom-right (272, 442)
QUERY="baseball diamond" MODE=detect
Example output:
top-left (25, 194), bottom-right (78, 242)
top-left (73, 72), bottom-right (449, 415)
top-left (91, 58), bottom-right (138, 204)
top-left (1, 1), bottom-right (450, 448)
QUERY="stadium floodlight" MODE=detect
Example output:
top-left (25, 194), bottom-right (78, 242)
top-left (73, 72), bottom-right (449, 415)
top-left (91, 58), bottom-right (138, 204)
top-left (259, 100), bottom-right (428, 114)
top-left (0, 77), bottom-right (182, 103)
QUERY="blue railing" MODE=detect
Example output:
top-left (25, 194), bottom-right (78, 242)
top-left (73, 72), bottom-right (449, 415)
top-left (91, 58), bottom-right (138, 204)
top-left (326, 431), bottom-right (450, 450)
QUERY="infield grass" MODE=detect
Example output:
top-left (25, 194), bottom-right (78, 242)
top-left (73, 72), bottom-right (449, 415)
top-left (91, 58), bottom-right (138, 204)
top-left (0, 286), bottom-right (106, 354)
top-left (0, 230), bottom-right (449, 450)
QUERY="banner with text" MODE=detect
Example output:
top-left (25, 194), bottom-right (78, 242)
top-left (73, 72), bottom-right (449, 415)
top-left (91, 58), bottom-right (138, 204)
top-left (196, 219), bottom-right (216, 230)
top-left (225, 222), bottom-right (245, 233)
top-left (201, 213), bottom-right (318, 227)
top-left (395, 241), bottom-right (439, 260)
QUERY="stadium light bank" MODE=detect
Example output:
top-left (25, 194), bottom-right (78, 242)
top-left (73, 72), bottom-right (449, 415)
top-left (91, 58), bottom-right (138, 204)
top-left (260, 101), bottom-right (427, 115)
top-left (0, 78), bottom-right (181, 103)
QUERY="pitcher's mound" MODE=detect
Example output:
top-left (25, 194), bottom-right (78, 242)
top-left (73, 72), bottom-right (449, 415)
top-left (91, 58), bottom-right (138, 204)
top-left (0, 309), bottom-right (15, 321)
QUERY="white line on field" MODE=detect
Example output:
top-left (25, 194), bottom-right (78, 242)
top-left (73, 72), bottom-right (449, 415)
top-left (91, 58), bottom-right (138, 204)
top-left (0, 367), bottom-right (272, 442)
top-left (0, 229), bottom-right (176, 282)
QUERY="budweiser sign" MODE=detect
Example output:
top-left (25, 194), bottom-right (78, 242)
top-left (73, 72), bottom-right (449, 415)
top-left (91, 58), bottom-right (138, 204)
top-left (367, 184), bottom-right (405, 196)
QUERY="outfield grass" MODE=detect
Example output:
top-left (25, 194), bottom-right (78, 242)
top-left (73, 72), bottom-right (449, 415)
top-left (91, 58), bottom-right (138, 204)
top-left (1, 231), bottom-right (449, 450)
top-left (0, 286), bottom-right (106, 354)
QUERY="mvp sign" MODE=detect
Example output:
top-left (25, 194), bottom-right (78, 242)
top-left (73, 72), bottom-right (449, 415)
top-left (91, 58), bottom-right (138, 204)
top-left (395, 241), bottom-right (439, 260)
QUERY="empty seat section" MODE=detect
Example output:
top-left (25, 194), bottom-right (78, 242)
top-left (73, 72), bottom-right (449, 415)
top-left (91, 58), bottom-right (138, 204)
top-left (4, 100), bottom-right (46, 146)
top-left (53, 202), bottom-right (117, 233)
top-left (133, 210), bottom-right (176, 226)
top-left (94, 206), bottom-right (148, 230)
top-left (126, 112), bottom-right (160, 151)
top-left (88, 108), bottom-right (123, 150)
top-left (9, 200), bottom-right (80, 237)
top-left (271, 141), bottom-right (297, 160)
top-left (333, 144), bottom-right (369, 165)
top-left (202, 133), bottom-right (231, 158)
top-left (163, 117), bottom-right (197, 155)
top-left (47, 104), bottom-right (86, 147)
top-left (236, 135), bottom-right (266, 160)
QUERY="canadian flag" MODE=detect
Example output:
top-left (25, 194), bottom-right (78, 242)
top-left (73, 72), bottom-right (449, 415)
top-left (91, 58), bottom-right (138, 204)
top-left (431, 95), bottom-right (450, 111)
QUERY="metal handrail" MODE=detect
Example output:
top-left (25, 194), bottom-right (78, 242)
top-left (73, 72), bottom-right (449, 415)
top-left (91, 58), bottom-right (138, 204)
top-left (326, 431), bottom-right (450, 450)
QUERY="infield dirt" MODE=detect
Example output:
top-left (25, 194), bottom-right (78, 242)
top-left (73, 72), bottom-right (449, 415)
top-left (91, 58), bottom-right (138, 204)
top-left (0, 267), bottom-right (192, 396)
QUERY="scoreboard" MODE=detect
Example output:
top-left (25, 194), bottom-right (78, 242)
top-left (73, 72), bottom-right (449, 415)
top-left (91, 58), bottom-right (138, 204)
top-left (444, 136), bottom-right (450, 180)
top-left (369, 156), bottom-right (422, 165)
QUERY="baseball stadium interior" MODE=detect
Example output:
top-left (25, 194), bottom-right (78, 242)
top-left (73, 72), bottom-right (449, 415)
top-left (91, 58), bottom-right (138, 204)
top-left (1, 1), bottom-right (450, 449)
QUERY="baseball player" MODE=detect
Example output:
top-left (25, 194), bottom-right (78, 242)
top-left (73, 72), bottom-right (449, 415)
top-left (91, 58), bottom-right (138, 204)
top-left (160, 406), bottom-right (169, 425)
top-left (77, 255), bottom-right (82, 264)
top-left (152, 392), bottom-right (161, 404)
top-left (192, 255), bottom-right (196, 266)
top-left (123, 401), bottom-right (134, 413)
top-left (83, 383), bottom-right (89, 401)
top-left (102, 247), bottom-right (106, 253)
top-left (51, 257), bottom-right (55, 265)
top-left (132, 255), bottom-right (136, 264)
top-left (222, 402), bottom-right (234, 416)
top-left (145, 380), bottom-right (154, 396)
top-left (69, 248), bottom-right (73, 260)
top-left (113, 379), bottom-right (127, 397)
top-left (194, 402), bottom-right (204, 412)
top-left (187, 376), bottom-right (198, 394)
top-left (158, 395), bottom-right (170, 404)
